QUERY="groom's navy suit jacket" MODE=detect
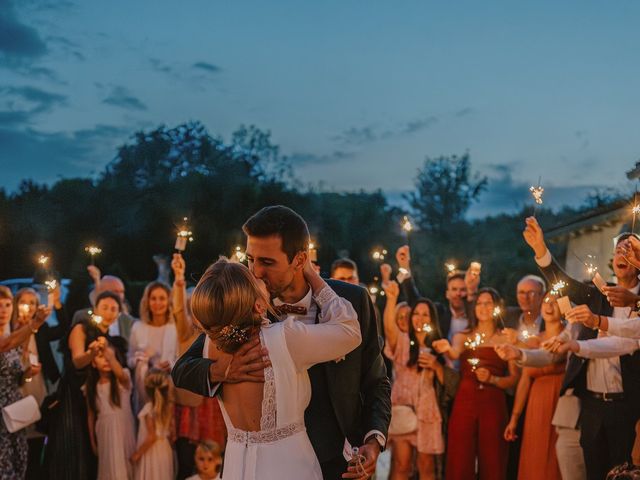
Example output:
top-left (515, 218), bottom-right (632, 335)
top-left (171, 279), bottom-right (391, 462)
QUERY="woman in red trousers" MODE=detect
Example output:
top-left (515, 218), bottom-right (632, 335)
top-left (433, 287), bottom-right (519, 480)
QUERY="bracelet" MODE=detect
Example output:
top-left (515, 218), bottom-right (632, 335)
top-left (29, 322), bottom-right (39, 334)
top-left (593, 315), bottom-right (601, 330)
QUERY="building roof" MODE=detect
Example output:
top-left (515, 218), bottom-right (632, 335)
top-left (547, 198), bottom-right (630, 240)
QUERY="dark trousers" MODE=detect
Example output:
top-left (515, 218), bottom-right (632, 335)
top-left (580, 395), bottom-right (636, 480)
top-left (175, 437), bottom-right (197, 480)
top-left (320, 454), bottom-right (348, 480)
top-left (26, 437), bottom-right (46, 480)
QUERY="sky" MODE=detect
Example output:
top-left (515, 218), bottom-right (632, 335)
top-left (1, 0), bottom-right (640, 217)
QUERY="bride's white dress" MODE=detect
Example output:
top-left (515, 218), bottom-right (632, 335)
top-left (205, 286), bottom-right (361, 480)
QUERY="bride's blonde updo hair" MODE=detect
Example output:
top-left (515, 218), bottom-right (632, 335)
top-left (191, 257), bottom-right (268, 353)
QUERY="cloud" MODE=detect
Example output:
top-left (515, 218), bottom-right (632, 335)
top-left (575, 130), bottom-right (589, 150)
top-left (288, 150), bottom-right (356, 165)
top-left (334, 115), bottom-right (439, 145)
top-left (333, 126), bottom-right (377, 145)
top-left (0, 0), bottom-right (47, 61)
top-left (0, 124), bottom-right (131, 190)
top-left (467, 163), bottom-right (599, 218)
top-left (102, 86), bottom-right (147, 111)
top-left (455, 107), bottom-right (475, 117)
top-left (0, 85), bottom-right (67, 126)
top-left (150, 58), bottom-right (173, 75)
top-left (192, 61), bottom-right (222, 74)
top-left (402, 116), bottom-right (438, 134)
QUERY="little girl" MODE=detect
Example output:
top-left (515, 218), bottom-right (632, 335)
top-left (85, 345), bottom-right (136, 480)
top-left (132, 369), bottom-right (175, 480)
top-left (186, 440), bottom-right (223, 480)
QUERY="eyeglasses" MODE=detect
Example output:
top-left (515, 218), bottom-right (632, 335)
top-left (517, 291), bottom-right (541, 298)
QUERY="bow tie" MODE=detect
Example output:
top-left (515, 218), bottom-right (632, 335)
top-left (273, 304), bottom-right (308, 316)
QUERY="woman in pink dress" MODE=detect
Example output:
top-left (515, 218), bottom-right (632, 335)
top-left (504, 292), bottom-right (566, 480)
top-left (383, 280), bottom-right (446, 479)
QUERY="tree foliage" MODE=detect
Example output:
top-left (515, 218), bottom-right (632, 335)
top-left (406, 152), bottom-right (488, 234)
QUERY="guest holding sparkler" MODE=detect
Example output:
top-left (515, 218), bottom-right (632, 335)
top-left (395, 245), bottom-right (479, 341)
top-left (433, 288), bottom-right (519, 480)
top-left (170, 254), bottom-right (226, 480)
top-left (503, 292), bottom-right (565, 480)
top-left (128, 281), bottom-right (177, 414)
top-left (11, 284), bottom-right (70, 479)
top-left (522, 216), bottom-right (640, 480)
top-left (73, 266), bottom-right (136, 342)
top-left (46, 291), bottom-right (127, 480)
top-left (382, 280), bottom-right (459, 480)
top-left (0, 286), bottom-right (49, 480)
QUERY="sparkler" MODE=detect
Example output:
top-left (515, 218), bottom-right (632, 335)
top-left (550, 280), bottom-right (567, 297)
top-left (89, 310), bottom-right (103, 325)
top-left (85, 245), bottom-right (102, 265)
top-left (234, 246), bottom-right (247, 263)
top-left (371, 249), bottom-right (387, 262)
top-left (467, 357), bottom-right (480, 371)
top-left (445, 262), bottom-right (457, 274)
top-left (420, 323), bottom-right (433, 334)
top-left (37, 255), bottom-right (49, 267)
top-left (464, 332), bottom-right (485, 350)
top-left (308, 241), bottom-right (318, 262)
top-left (18, 304), bottom-right (30, 317)
top-left (44, 279), bottom-right (57, 291)
top-left (529, 177), bottom-right (544, 217)
top-left (633, 204), bottom-right (640, 234)
top-left (175, 217), bottom-right (194, 252)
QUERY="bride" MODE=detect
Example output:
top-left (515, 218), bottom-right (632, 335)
top-left (190, 256), bottom-right (362, 479)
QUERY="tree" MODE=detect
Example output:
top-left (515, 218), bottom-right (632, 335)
top-left (405, 152), bottom-right (487, 233)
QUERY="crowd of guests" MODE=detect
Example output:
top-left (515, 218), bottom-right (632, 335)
top-left (5, 212), bottom-right (640, 479)
top-left (324, 218), bottom-right (640, 480)
top-left (0, 254), bottom-right (224, 480)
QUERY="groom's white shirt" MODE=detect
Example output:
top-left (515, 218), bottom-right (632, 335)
top-left (206, 285), bottom-right (386, 453)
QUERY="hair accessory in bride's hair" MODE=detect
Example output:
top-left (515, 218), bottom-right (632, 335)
top-left (217, 325), bottom-right (250, 349)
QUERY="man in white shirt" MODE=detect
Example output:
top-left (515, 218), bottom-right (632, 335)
top-left (523, 216), bottom-right (640, 480)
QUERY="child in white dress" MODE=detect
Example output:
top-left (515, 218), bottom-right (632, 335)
top-left (131, 369), bottom-right (176, 480)
top-left (185, 440), bottom-right (223, 480)
top-left (85, 346), bottom-right (136, 480)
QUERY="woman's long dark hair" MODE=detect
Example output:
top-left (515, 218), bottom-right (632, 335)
top-left (467, 287), bottom-right (504, 331)
top-left (407, 298), bottom-right (442, 369)
top-left (85, 363), bottom-right (121, 416)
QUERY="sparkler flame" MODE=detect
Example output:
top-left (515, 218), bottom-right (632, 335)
top-left (37, 255), bottom-right (49, 266)
top-left (551, 280), bottom-right (567, 295)
top-left (401, 216), bottom-right (413, 233)
top-left (464, 333), bottom-right (485, 350)
top-left (85, 246), bottom-right (102, 256)
top-left (19, 304), bottom-right (30, 316)
top-left (467, 358), bottom-right (480, 370)
top-left (234, 246), bottom-right (247, 262)
top-left (44, 279), bottom-right (57, 291)
top-left (493, 306), bottom-right (502, 317)
top-left (421, 323), bottom-right (433, 334)
top-left (445, 263), bottom-right (457, 273)
top-left (530, 185), bottom-right (544, 205)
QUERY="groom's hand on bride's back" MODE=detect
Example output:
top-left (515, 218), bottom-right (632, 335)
top-left (209, 334), bottom-right (271, 384)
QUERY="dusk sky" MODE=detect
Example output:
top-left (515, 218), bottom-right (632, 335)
top-left (2, 0), bottom-right (640, 216)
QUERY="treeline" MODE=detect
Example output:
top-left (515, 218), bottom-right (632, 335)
top-left (0, 122), bottom-right (591, 312)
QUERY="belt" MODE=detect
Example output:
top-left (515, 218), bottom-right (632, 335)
top-left (586, 390), bottom-right (625, 402)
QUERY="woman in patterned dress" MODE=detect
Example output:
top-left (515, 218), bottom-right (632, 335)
top-left (0, 286), bottom-right (48, 480)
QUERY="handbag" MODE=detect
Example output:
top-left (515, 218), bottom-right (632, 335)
top-left (389, 405), bottom-right (418, 435)
top-left (2, 395), bottom-right (41, 433)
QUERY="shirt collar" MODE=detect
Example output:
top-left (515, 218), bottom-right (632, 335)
top-left (272, 286), bottom-right (314, 312)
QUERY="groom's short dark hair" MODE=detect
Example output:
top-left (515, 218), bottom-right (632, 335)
top-left (243, 205), bottom-right (310, 263)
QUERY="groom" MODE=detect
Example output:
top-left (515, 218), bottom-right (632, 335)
top-left (172, 205), bottom-right (391, 479)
